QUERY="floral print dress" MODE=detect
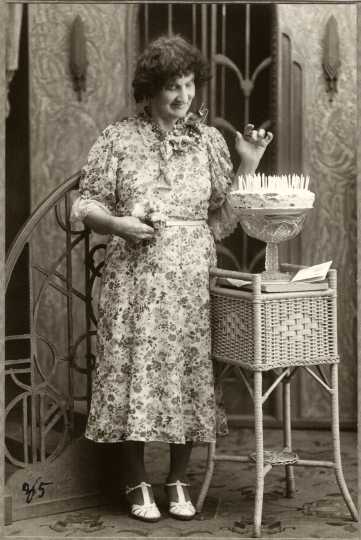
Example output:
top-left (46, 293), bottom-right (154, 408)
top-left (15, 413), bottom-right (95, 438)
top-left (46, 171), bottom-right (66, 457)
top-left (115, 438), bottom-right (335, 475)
top-left (72, 111), bottom-right (237, 443)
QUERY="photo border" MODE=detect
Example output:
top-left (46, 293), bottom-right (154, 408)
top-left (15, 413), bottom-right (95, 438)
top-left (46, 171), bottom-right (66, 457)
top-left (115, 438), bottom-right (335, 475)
top-left (1, 2), bottom-right (359, 539)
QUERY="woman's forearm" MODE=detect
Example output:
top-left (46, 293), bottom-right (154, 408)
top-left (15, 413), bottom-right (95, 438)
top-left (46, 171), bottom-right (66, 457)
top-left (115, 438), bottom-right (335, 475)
top-left (82, 207), bottom-right (155, 243)
top-left (232, 161), bottom-right (258, 188)
top-left (83, 207), bottom-right (121, 236)
top-left (236, 160), bottom-right (258, 177)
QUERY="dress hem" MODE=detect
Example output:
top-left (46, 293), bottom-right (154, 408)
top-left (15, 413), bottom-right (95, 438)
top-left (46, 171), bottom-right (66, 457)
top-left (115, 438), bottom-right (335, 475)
top-left (84, 432), bottom-right (228, 444)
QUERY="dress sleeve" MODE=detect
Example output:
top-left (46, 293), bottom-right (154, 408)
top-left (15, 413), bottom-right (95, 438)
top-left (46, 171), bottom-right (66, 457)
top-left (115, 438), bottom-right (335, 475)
top-left (71, 126), bottom-right (119, 224)
top-left (206, 126), bottom-right (238, 241)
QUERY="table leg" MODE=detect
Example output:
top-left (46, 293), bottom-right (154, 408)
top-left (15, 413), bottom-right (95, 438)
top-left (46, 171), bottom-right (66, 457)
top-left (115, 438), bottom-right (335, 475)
top-left (283, 372), bottom-right (295, 497)
top-left (330, 364), bottom-right (358, 521)
top-left (196, 441), bottom-right (216, 513)
top-left (253, 371), bottom-right (264, 538)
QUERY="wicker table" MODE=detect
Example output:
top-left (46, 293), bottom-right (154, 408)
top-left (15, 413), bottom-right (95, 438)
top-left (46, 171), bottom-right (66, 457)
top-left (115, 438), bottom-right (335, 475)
top-left (196, 265), bottom-right (358, 537)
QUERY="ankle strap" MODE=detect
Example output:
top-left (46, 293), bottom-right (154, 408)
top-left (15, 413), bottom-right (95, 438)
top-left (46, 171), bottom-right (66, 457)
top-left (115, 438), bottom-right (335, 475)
top-left (165, 480), bottom-right (190, 487)
top-left (125, 481), bottom-right (151, 494)
top-left (165, 480), bottom-right (190, 505)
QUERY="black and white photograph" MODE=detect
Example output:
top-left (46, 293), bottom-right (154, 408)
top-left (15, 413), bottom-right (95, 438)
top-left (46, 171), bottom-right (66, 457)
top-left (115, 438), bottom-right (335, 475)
top-left (3, 1), bottom-right (359, 538)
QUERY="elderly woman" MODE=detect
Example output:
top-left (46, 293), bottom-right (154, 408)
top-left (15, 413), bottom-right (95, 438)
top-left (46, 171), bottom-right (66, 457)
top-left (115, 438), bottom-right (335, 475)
top-left (72, 34), bottom-right (273, 523)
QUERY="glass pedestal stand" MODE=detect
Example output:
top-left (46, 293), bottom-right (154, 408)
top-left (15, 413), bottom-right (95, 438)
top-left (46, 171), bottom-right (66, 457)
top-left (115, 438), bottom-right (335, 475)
top-left (237, 208), bottom-right (311, 281)
top-left (264, 242), bottom-right (286, 281)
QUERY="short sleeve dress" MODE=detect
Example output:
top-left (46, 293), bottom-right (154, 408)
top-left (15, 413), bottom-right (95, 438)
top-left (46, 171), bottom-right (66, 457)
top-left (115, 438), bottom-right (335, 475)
top-left (72, 111), bottom-right (237, 444)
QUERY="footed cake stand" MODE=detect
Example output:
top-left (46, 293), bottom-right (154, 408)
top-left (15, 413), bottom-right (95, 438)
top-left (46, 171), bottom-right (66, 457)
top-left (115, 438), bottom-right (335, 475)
top-left (236, 207), bottom-right (311, 281)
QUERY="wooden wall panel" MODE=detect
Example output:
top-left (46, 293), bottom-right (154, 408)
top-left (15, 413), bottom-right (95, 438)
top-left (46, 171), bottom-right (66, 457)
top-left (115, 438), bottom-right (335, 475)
top-left (5, 5), bottom-right (140, 522)
top-left (29, 3), bottom-right (137, 209)
top-left (278, 4), bottom-right (357, 423)
top-left (357, 2), bottom-right (361, 443)
top-left (28, 4), bottom-right (139, 406)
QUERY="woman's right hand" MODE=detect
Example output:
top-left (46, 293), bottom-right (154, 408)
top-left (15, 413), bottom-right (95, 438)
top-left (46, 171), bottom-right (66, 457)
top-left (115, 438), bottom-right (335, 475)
top-left (235, 124), bottom-right (273, 173)
top-left (112, 216), bottom-right (156, 243)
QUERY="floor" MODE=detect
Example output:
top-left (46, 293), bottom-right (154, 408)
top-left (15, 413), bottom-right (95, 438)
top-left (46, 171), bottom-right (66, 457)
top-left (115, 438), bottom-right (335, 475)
top-left (4, 428), bottom-right (359, 539)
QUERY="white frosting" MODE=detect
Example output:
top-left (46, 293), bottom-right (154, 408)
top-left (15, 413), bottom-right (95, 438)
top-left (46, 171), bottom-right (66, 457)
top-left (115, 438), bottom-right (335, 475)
top-left (230, 190), bottom-right (315, 209)
top-left (230, 174), bottom-right (315, 209)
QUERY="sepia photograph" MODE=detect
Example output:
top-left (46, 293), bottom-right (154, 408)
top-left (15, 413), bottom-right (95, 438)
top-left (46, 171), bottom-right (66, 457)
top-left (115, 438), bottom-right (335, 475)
top-left (2, 1), bottom-right (359, 538)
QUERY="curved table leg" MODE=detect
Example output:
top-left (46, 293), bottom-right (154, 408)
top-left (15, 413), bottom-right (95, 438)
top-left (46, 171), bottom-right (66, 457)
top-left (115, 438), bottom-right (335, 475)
top-left (330, 364), bottom-right (358, 521)
top-left (196, 442), bottom-right (216, 513)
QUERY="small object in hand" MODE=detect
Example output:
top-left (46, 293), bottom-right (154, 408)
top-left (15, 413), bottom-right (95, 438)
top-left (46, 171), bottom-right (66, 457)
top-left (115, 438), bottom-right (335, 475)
top-left (149, 211), bottom-right (166, 230)
top-left (131, 202), bottom-right (148, 221)
top-left (244, 123), bottom-right (255, 139)
top-left (131, 200), bottom-right (166, 232)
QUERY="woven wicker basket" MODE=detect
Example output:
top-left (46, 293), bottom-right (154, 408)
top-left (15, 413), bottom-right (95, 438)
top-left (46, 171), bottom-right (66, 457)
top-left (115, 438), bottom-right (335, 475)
top-left (210, 268), bottom-right (339, 371)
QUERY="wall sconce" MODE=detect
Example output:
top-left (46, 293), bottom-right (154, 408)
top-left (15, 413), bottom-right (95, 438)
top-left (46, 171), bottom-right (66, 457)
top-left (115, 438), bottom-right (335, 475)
top-left (322, 15), bottom-right (341, 103)
top-left (69, 15), bottom-right (87, 101)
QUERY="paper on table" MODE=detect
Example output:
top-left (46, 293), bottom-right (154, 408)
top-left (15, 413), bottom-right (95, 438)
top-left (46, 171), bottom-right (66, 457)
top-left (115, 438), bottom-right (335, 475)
top-left (223, 278), bottom-right (251, 288)
top-left (291, 261), bottom-right (332, 282)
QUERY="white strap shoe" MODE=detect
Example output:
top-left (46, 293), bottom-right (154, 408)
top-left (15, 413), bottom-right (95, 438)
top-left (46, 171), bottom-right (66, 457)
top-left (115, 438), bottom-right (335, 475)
top-left (125, 482), bottom-right (161, 522)
top-left (165, 480), bottom-right (196, 520)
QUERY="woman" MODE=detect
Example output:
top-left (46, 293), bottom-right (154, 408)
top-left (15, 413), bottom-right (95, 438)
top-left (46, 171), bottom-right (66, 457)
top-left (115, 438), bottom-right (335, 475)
top-left (72, 34), bottom-right (273, 523)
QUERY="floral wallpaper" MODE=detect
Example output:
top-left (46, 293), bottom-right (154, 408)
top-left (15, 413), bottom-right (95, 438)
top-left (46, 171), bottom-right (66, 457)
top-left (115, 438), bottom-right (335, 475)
top-left (278, 3), bottom-right (357, 422)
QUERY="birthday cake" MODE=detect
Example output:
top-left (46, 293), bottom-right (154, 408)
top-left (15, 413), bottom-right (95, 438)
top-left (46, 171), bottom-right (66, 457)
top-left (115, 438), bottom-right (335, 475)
top-left (230, 174), bottom-right (315, 209)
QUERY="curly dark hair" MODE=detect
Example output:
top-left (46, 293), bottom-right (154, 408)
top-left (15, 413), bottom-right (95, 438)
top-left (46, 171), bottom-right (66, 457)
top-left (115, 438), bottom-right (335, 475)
top-left (132, 35), bottom-right (211, 103)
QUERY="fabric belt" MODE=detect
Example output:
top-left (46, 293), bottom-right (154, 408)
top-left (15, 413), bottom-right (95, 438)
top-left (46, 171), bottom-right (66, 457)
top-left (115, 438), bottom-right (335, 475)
top-left (164, 219), bottom-right (206, 227)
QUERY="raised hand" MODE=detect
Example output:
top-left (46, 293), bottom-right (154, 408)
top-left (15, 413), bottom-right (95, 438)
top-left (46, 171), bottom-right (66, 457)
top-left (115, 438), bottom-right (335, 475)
top-left (235, 123), bottom-right (274, 174)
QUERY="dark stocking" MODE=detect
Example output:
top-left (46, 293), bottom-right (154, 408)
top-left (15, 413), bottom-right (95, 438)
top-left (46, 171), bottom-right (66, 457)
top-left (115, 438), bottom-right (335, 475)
top-left (168, 442), bottom-right (193, 482)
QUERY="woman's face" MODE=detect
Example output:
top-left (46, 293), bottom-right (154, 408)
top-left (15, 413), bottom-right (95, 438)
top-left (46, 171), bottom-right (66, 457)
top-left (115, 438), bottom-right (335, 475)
top-left (150, 72), bottom-right (195, 127)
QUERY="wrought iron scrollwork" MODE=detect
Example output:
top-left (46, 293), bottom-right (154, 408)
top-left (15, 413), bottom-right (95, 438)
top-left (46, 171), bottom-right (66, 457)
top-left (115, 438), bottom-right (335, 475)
top-left (5, 172), bottom-right (105, 468)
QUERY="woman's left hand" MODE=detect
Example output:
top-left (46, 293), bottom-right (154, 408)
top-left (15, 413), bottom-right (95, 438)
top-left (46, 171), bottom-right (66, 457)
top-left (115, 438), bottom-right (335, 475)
top-left (235, 124), bottom-right (274, 173)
